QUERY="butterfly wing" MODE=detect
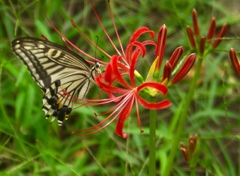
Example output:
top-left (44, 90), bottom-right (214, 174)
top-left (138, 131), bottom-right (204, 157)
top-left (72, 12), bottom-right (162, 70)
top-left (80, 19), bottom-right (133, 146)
top-left (12, 37), bottom-right (93, 125)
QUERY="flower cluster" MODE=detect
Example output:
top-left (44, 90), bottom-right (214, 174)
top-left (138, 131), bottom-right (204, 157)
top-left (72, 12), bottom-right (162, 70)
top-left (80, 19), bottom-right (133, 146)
top-left (186, 9), bottom-right (227, 55)
top-left (74, 24), bottom-right (196, 138)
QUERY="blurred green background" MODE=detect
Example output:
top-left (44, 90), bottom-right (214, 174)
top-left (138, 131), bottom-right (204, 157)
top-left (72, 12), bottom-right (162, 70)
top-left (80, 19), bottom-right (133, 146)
top-left (0, 0), bottom-right (239, 175)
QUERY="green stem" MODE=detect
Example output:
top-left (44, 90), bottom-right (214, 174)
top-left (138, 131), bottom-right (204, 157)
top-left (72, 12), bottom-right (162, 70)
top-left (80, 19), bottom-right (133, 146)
top-left (163, 57), bottom-right (203, 176)
top-left (149, 109), bottom-right (157, 176)
top-left (190, 167), bottom-right (196, 176)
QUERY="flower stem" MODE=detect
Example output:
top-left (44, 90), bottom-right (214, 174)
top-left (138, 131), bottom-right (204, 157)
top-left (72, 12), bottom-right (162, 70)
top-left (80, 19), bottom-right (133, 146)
top-left (149, 108), bottom-right (157, 176)
top-left (163, 57), bottom-right (203, 176)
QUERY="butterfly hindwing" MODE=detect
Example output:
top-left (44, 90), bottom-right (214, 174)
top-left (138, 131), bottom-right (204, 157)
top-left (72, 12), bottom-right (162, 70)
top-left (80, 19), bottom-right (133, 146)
top-left (12, 37), bottom-right (95, 125)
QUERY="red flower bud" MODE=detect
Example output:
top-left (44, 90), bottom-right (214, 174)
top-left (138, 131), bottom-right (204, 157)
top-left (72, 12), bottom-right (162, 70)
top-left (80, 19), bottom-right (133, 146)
top-left (229, 48), bottom-right (240, 77)
top-left (171, 53), bottom-right (196, 84)
top-left (212, 23), bottom-right (227, 49)
top-left (186, 26), bottom-right (196, 48)
top-left (192, 9), bottom-right (200, 37)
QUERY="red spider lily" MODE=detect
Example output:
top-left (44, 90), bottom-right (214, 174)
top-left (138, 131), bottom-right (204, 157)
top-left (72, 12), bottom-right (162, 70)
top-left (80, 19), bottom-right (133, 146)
top-left (76, 25), bottom-right (195, 138)
top-left (73, 26), bottom-right (172, 138)
top-left (95, 63), bottom-right (171, 138)
top-left (88, 75), bottom-right (171, 138)
top-left (43, 1), bottom-right (170, 138)
top-left (44, 0), bottom-right (196, 138)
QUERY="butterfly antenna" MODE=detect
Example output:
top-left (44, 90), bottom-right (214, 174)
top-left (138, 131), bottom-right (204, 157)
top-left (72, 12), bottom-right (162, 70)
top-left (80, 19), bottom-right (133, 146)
top-left (94, 35), bottom-right (99, 61)
top-left (95, 35), bottom-right (102, 99)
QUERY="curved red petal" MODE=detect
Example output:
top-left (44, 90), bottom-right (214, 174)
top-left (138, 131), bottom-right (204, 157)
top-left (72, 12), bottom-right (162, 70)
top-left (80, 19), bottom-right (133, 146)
top-left (115, 96), bottom-right (135, 138)
top-left (125, 41), bottom-right (146, 64)
top-left (137, 82), bottom-right (168, 95)
top-left (129, 50), bottom-right (140, 87)
top-left (95, 75), bottom-right (128, 94)
top-left (130, 26), bottom-right (155, 43)
top-left (125, 44), bottom-right (133, 64)
top-left (142, 40), bottom-right (157, 47)
top-left (104, 63), bottom-right (114, 83)
top-left (111, 55), bottom-right (132, 89)
top-left (137, 95), bottom-right (171, 110)
top-left (132, 41), bottom-right (146, 57)
top-left (115, 121), bottom-right (128, 138)
top-left (129, 42), bottom-right (147, 86)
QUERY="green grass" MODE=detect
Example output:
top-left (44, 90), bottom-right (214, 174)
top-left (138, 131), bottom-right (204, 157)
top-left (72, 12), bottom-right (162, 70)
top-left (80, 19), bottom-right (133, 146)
top-left (0, 0), bottom-right (239, 175)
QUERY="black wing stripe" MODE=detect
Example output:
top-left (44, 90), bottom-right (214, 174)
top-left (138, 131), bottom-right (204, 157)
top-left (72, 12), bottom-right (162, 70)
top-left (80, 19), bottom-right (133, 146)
top-left (11, 37), bottom-right (97, 125)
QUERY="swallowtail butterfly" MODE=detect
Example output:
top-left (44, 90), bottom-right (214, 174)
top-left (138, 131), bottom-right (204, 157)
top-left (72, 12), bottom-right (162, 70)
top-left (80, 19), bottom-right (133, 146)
top-left (12, 37), bottom-right (101, 126)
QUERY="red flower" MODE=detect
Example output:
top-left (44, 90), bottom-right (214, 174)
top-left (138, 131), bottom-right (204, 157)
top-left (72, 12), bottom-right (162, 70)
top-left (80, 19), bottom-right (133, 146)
top-left (94, 60), bottom-right (171, 138)
top-left (44, 1), bottom-right (196, 138)
top-left (76, 24), bottom-right (196, 138)
top-left (74, 27), bottom-right (172, 138)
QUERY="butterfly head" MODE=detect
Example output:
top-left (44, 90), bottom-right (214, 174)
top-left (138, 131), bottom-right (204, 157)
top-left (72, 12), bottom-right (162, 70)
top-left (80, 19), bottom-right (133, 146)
top-left (91, 62), bottom-right (102, 78)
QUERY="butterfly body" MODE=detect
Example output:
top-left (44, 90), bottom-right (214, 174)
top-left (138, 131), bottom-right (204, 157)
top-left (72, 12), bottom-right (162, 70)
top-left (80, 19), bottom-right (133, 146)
top-left (12, 37), bottom-right (101, 126)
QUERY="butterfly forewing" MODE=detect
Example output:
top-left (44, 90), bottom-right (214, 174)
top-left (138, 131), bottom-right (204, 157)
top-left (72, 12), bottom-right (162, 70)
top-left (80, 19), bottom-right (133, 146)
top-left (12, 37), bottom-right (96, 126)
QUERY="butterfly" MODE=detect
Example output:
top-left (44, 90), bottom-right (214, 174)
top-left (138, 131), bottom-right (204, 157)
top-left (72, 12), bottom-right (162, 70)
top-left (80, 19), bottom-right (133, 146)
top-left (11, 37), bottom-right (101, 126)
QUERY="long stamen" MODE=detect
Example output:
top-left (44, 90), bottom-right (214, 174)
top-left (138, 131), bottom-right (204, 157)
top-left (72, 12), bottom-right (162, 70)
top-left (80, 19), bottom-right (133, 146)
top-left (44, 12), bottom-right (102, 64)
top-left (107, 0), bottom-right (125, 58)
top-left (90, 0), bottom-right (122, 57)
top-left (71, 20), bottom-right (111, 61)
top-left (74, 92), bottom-right (134, 135)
